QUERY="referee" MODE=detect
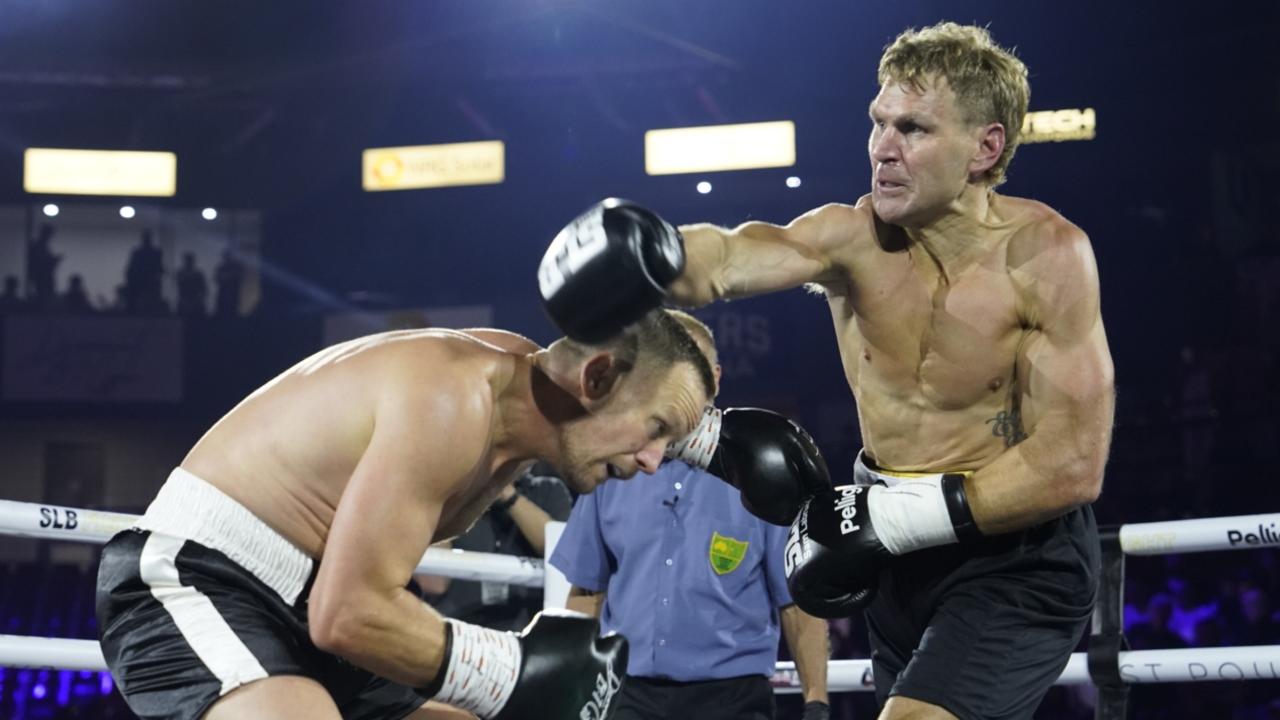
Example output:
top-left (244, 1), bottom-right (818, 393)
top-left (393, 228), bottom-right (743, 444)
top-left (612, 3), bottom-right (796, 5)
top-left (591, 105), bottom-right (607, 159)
top-left (550, 312), bottom-right (830, 720)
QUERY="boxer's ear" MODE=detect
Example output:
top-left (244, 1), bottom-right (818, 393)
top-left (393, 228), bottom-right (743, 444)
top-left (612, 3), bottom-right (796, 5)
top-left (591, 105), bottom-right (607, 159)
top-left (968, 121), bottom-right (1005, 182)
top-left (580, 352), bottom-right (623, 401)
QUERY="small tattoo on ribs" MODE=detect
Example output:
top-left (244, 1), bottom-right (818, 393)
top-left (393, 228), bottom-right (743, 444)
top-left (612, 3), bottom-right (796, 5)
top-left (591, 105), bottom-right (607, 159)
top-left (986, 410), bottom-right (1027, 447)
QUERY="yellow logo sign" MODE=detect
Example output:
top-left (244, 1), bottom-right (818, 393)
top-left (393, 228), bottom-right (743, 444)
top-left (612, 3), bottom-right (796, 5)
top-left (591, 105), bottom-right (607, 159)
top-left (1020, 108), bottom-right (1096, 144)
top-left (709, 531), bottom-right (749, 575)
top-left (362, 140), bottom-right (505, 191)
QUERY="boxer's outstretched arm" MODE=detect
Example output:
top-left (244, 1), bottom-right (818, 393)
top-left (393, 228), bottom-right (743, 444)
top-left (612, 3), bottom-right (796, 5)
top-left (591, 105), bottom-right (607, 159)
top-left (668, 203), bottom-right (853, 306)
top-left (967, 220), bottom-right (1115, 534)
top-left (308, 357), bottom-right (491, 687)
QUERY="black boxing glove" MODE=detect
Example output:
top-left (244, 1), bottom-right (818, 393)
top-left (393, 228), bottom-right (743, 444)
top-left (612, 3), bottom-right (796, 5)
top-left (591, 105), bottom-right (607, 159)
top-left (538, 198), bottom-right (685, 344)
top-left (666, 407), bottom-right (831, 526)
top-left (784, 485), bottom-right (888, 618)
top-left (419, 610), bottom-right (628, 720)
top-left (785, 476), bottom-right (981, 618)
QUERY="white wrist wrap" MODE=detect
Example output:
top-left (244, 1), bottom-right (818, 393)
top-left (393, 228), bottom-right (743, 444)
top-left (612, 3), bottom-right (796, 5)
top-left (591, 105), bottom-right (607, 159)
top-left (665, 406), bottom-right (721, 469)
top-left (865, 480), bottom-right (959, 555)
top-left (434, 620), bottom-right (522, 718)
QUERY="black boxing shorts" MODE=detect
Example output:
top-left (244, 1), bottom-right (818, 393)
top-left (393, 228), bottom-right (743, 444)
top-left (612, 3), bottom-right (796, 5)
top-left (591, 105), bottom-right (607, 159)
top-left (854, 451), bottom-right (1100, 720)
top-left (95, 468), bottom-right (426, 720)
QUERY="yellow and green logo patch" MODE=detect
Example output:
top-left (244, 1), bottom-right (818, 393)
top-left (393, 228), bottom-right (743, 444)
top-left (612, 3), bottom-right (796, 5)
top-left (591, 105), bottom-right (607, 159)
top-left (709, 531), bottom-right (749, 575)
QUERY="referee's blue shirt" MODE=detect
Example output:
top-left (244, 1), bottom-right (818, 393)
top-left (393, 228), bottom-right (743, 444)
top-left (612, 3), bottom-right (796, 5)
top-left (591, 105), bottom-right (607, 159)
top-left (550, 460), bottom-right (793, 681)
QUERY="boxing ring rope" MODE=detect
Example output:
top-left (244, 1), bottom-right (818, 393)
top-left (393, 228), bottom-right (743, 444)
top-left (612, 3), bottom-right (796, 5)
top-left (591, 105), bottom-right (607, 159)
top-left (1, 635), bottom-right (1276, 692)
top-left (0, 499), bottom-right (1276, 700)
top-left (0, 499), bottom-right (544, 586)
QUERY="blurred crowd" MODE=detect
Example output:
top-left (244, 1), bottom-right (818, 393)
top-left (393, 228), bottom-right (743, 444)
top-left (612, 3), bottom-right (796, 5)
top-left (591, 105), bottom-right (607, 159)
top-left (1, 225), bottom-right (247, 318)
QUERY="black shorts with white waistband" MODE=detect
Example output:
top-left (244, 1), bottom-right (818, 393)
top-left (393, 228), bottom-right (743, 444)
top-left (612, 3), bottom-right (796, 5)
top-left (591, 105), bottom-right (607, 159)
top-left (95, 469), bottom-right (425, 720)
top-left (856, 454), bottom-right (1101, 720)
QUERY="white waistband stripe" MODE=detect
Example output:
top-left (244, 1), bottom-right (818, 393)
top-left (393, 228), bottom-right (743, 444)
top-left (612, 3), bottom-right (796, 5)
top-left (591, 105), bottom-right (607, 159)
top-left (135, 468), bottom-right (313, 605)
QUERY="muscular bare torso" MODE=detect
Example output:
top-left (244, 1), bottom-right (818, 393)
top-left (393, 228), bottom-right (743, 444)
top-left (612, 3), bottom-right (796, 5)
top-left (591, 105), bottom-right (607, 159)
top-left (823, 194), bottom-right (1060, 472)
top-left (181, 329), bottom-right (537, 558)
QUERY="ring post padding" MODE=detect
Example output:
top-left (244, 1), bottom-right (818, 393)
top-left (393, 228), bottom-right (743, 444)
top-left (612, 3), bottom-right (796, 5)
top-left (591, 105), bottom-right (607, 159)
top-left (1088, 527), bottom-right (1129, 720)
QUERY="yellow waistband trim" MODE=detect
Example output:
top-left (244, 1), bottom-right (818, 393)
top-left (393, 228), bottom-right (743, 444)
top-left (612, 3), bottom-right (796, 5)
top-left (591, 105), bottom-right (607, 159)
top-left (859, 451), bottom-right (974, 479)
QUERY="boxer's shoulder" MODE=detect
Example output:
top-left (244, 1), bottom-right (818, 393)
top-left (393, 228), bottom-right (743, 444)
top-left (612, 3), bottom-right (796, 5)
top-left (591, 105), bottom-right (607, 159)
top-left (457, 327), bottom-right (541, 355)
top-left (792, 199), bottom-right (877, 292)
top-left (374, 332), bottom-right (507, 410)
top-left (1000, 196), bottom-right (1088, 262)
top-left (807, 198), bottom-right (875, 250)
top-left (1002, 204), bottom-right (1095, 296)
top-left (375, 327), bottom-right (532, 369)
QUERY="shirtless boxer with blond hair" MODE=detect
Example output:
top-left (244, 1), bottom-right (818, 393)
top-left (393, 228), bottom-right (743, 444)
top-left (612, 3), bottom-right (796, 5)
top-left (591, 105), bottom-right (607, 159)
top-left (539, 22), bottom-right (1114, 720)
top-left (96, 309), bottom-right (715, 720)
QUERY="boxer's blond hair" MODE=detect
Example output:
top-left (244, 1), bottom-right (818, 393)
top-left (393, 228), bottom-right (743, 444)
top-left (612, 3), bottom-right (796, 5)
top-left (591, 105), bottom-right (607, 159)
top-left (551, 309), bottom-right (715, 400)
top-left (878, 22), bottom-right (1029, 187)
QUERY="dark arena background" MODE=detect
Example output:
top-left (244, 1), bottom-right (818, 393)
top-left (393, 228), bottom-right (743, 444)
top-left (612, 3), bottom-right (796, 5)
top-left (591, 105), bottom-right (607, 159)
top-left (1, 1), bottom-right (1278, 718)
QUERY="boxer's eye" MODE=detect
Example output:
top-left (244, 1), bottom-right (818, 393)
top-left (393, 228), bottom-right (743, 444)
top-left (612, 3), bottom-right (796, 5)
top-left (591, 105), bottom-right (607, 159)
top-left (651, 419), bottom-right (669, 440)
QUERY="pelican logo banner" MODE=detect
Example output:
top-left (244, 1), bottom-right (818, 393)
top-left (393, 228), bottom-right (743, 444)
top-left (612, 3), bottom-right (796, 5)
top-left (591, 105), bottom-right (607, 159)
top-left (1227, 522), bottom-right (1280, 547)
top-left (579, 656), bottom-right (622, 720)
top-left (709, 531), bottom-right (749, 575)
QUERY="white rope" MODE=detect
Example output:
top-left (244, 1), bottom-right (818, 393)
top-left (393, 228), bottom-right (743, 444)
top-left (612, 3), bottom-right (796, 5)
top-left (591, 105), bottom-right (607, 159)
top-left (0, 635), bottom-right (106, 672)
top-left (0, 499), bottom-right (134, 544)
top-left (7, 498), bottom-right (1276, 568)
top-left (1119, 513), bottom-right (1280, 555)
top-left (1, 498), bottom-right (1274, 591)
top-left (419, 546), bottom-right (543, 587)
top-left (3, 634), bottom-right (1276, 691)
top-left (0, 499), bottom-right (544, 587)
top-left (769, 645), bottom-right (1280, 692)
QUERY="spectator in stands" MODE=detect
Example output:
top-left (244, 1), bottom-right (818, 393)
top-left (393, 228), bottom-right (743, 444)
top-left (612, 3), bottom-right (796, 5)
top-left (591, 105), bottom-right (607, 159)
top-left (214, 248), bottom-right (245, 317)
top-left (0, 275), bottom-right (23, 312)
top-left (1126, 593), bottom-right (1186, 650)
top-left (175, 252), bottom-right (209, 316)
top-left (1229, 587), bottom-right (1280, 645)
top-left (1167, 575), bottom-right (1220, 645)
top-left (61, 274), bottom-right (93, 313)
top-left (124, 229), bottom-right (166, 313)
top-left (25, 224), bottom-right (61, 311)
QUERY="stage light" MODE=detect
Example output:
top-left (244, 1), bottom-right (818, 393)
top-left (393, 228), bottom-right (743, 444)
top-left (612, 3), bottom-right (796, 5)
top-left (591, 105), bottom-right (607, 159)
top-left (646, 121), bottom-right (795, 175)
top-left (119, 206), bottom-right (135, 219)
top-left (24, 148), bottom-right (176, 196)
top-left (42, 203), bottom-right (59, 217)
top-left (202, 208), bottom-right (218, 221)
top-left (696, 181), bottom-right (712, 194)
